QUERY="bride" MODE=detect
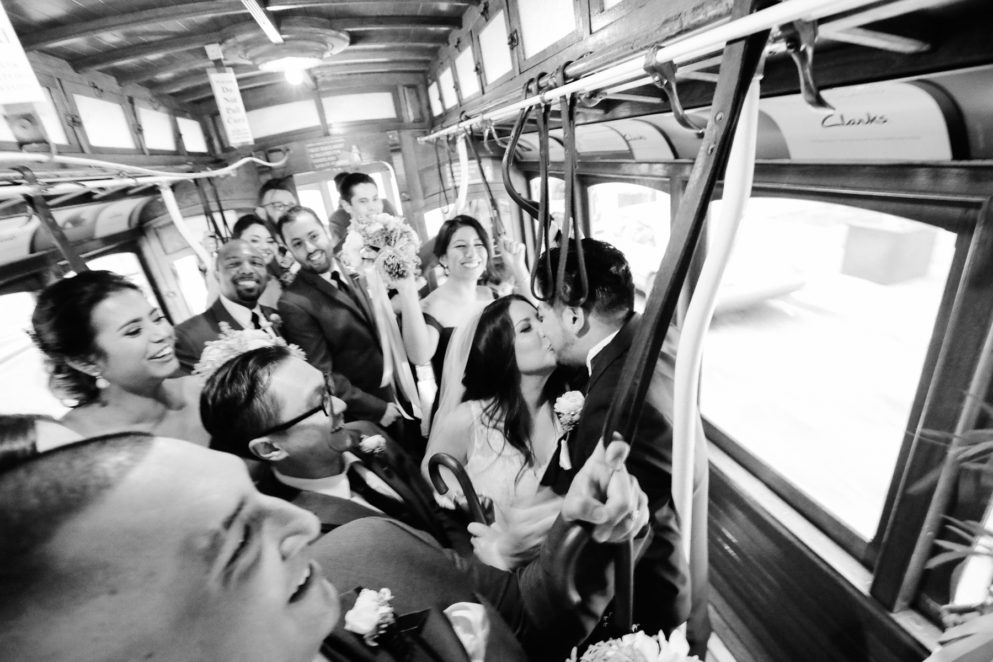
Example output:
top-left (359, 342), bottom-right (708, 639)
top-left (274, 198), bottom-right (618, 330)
top-left (424, 294), bottom-right (568, 568)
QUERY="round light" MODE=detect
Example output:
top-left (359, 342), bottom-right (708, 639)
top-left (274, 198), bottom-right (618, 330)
top-left (258, 55), bottom-right (324, 72)
top-left (284, 68), bottom-right (306, 85)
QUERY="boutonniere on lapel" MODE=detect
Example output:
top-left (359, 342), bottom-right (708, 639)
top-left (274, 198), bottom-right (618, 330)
top-left (358, 433), bottom-right (387, 456)
top-left (344, 587), bottom-right (396, 646)
top-left (554, 391), bottom-right (585, 435)
top-left (266, 313), bottom-right (283, 334)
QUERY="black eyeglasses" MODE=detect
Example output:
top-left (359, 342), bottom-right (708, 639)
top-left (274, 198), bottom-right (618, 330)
top-left (255, 373), bottom-right (336, 437)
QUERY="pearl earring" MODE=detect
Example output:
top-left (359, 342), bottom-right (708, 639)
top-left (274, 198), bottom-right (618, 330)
top-left (95, 375), bottom-right (110, 389)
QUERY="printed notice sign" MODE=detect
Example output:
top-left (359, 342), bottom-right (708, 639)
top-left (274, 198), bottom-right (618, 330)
top-left (0, 0), bottom-right (45, 104)
top-left (305, 136), bottom-right (347, 171)
top-left (208, 68), bottom-right (253, 147)
top-left (762, 82), bottom-right (952, 161)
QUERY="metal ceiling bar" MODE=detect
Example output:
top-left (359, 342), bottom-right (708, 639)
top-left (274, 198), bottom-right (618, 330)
top-left (14, 167), bottom-right (89, 273)
top-left (419, 0), bottom-right (918, 143)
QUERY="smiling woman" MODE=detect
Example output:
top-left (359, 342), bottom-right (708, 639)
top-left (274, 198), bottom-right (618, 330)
top-left (30, 271), bottom-right (209, 446)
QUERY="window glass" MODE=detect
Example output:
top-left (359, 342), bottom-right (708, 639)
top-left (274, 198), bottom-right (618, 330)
top-left (528, 177), bottom-right (567, 222)
top-left (87, 252), bottom-right (158, 306)
top-left (424, 207), bottom-right (446, 238)
top-left (438, 67), bottom-right (458, 109)
top-left (73, 94), bottom-right (135, 149)
top-left (1, 89), bottom-right (69, 145)
top-left (478, 10), bottom-right (513, 83)
top-left (428, 82), bottom-right (444, 117)
top-left (137, 106), bottom-right (176, 151)
top-left (455, 48), bottom-right (480, 99)
top-left (700, 198), bottom-right (956, 540)
top-left (321, 92), bottom-right (397, 123)
top-left (603, 0), bottom-right (624, 8)
top-left (177, 117), bottom-right (208, 153)
top-left (587, 183), bottom-right (670, 304)
top-left (246, 100), bottom-right (320, 139)
top-left (38, 88), bottom-right (69, 145)
top-left (0, 291), bottom-right (68, 417)
top-left (172, 254), bottom-right (209, 314)
top-left (518, 0), bottom-right (575, 58)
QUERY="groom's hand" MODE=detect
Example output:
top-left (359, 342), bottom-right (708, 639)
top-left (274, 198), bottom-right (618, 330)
top-left (378, 403), bottom-right (402, 427)
top-left (561, 432), bottom-right (649, 544)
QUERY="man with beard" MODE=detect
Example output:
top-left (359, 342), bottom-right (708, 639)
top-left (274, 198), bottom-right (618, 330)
top-left (276, 206), bottom-right (403, 430)
top-left (174, 239), bottom-right (277, 372)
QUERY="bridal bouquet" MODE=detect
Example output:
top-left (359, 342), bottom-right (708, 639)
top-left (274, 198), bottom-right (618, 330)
top-left (340, 212), bottom-right (421, 281)
top-left (568, 629), bottom-right (701, 662)
top-left (193, 323), bottom-right (305, 379)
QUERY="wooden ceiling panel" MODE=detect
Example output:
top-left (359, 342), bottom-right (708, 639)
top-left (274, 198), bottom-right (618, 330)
top-left (8, 0), bottom-right (472, 103)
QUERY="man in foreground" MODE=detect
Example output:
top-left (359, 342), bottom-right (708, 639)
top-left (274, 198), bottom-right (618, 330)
top-left (0, 432), bottom-right (647, 661)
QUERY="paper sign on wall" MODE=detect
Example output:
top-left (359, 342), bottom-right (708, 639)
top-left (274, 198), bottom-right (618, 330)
top-left (0, 0), bottom-right (45, 104)
top-left (208, 68), bottom-right (253, 147)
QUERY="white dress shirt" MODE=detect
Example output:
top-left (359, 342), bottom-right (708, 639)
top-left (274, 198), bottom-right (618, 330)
top-left (218, 294), bottom-right (269, 332)
top-left (586, 329), bottom-right (620, 375)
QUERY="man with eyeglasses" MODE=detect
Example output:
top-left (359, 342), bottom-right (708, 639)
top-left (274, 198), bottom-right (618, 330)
top-left (174, 239), bottom-right (277, 373)
top-left (256, 178), bottom-right (299, 229)
top-left (200, 344), bottom-right (468, 553)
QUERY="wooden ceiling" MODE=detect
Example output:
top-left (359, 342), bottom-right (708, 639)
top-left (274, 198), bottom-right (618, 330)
top-left (6, 0), bottom-right (476, 103)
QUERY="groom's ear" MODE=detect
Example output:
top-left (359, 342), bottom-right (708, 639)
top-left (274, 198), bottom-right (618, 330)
top-left (564, 305), bottom-right (588, 337)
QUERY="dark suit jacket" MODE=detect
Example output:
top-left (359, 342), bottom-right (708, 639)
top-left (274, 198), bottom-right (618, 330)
top-left (257, 429), bottom-right (471, 556)
top-left (173, 298), bottom-right (279, 373)
top-left (547, 314), bottom-right (711, 650)
top-left (314, 514), bottom-right (646, 661)
top-left (278, 269), bottom-right (392, 422)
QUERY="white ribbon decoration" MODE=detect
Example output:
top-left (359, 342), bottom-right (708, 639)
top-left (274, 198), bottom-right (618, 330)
top-left (673, 75), bottom-right (761, 558)
top-left (361, 265), bottom-right (423, 421)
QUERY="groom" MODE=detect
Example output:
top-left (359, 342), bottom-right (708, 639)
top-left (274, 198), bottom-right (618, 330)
top-left (536, 238), bottom-right (711, 656)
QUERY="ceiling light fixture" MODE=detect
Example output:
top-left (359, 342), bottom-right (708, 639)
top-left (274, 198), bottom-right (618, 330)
top-left (239, 0), bottom-right (283, 45)
top-left (221, 18), bottom-right (349, 79)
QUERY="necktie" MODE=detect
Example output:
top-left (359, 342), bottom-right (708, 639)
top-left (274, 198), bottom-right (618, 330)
top-left (250, 311), bottom-right (262, 329)
top-left (346, 463), bottom-right (404, 515)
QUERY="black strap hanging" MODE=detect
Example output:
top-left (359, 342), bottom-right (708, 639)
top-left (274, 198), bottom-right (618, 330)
top-left (555, 92), bottom-right (588, 306)
top-left (461, 125), bottom-right (505, 240)
top-left (193, 179), bottom-right (224, 241)
top-left (206, 177), bottom-right (231, 238)
top-left (14, 166), bottom-right (89, 273)
top-left (500, 78), bottom-right (540, 220)
top-left (432, 138), bottom-right (451, 212)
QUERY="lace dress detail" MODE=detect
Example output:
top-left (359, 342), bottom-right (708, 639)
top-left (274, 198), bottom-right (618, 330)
top-left (464, 400), bottom-right (554, 510)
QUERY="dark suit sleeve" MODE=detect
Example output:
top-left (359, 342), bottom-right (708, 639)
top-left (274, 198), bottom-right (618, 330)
top-left (173, 324), bottom-right (199, 375)
top-left (278, 295), bottom-right (389, 421)
top-left (449, 517), bottom-right (651, 661)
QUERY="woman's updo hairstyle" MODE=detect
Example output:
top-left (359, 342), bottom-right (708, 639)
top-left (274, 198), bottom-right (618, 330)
top-left (31, 270), bottom-right (141, 406)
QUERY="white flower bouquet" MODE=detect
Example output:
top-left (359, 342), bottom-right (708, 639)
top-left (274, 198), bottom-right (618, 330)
top-left (340, 212), bottom-right (421, 281)
top-left (569, 629), bottom-right (701, 662)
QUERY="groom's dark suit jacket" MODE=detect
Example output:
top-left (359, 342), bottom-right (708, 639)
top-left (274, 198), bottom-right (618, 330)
top-left (314, 514), bottom-right (647, 661)
top-left (546, 314), bottom-right (711, 652)
top-left (173, 297), bottom-right (279, 373)
top-left (279, 268), bottom-right (392, 423)
top-left (256, 430), bottom-right (471, 556)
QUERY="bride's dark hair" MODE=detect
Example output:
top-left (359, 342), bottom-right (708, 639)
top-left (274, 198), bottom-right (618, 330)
top-left (461, 294), bottom-right (565, 472)
top-left (31, 270), bottom-right (141, 406)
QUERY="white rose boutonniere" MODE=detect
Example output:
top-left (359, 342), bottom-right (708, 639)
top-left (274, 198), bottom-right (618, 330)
top-left (344, 588), bottom-right (396, 646)
top-left (554, 391), bottom-right (585, 435)
top-left (359, 434), bottom-right (387, 455)
top-left (569, 629), bottom-right (702, 662)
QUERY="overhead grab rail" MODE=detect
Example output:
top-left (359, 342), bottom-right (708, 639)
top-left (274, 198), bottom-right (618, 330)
top-left (0, 153), bottom-right (288, 199)
top-left (418, 0), bottom-right (904, 144)
top-left (0, 152), bottom-right (288, 270)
